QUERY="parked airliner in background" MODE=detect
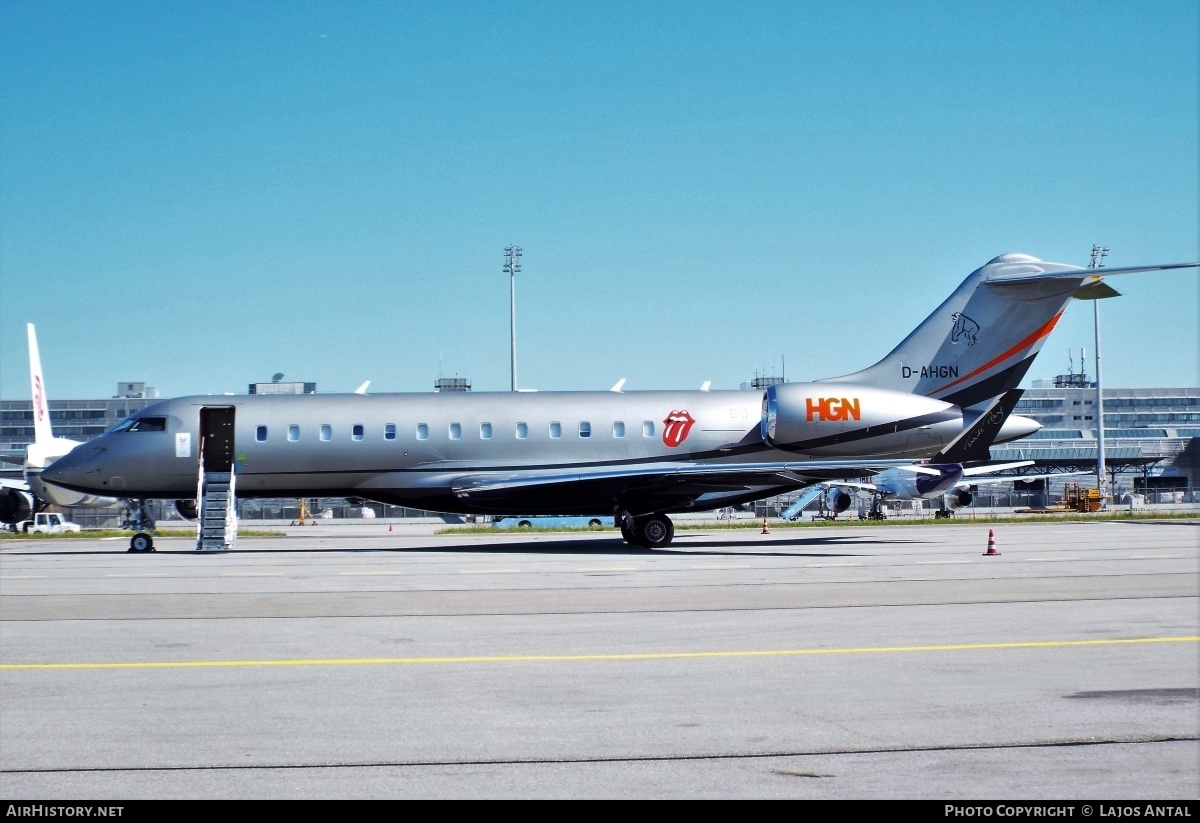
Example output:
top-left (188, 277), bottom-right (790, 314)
top-left (781, 386), bottom-right (1088, 519)
top-left (0, 325), bottom-right (138, 529)
top-left (43, 253), bottom-right (1198, 551)
top-left (783, 464), bottom-right (1091, 521)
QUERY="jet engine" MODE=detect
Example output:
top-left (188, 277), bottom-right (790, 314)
top-left (945, 488), bottom-right (973, 508)
top-left (825, 488), bottom-right (853, 513)
top-left (761, 382), bottom-right (959, 456)
top-left (0, 487), bottom-right (33, 525)
top-left (174, 499), bottom-right (198, 520)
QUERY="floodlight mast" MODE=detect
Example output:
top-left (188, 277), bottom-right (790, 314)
top-left (1089, 244), bottom-right (1110, 506)
top-left (504, 245), bottom-right (522, 392)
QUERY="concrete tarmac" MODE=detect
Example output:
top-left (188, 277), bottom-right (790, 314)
top-left (1, 519), bottom-right (1197, 799)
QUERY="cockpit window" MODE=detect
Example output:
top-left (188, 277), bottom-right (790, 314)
top-left (119, 416), bottom-right (167, 432)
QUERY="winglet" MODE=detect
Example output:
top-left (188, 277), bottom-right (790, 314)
top-left (610, 378), bottom-right (626, 393)
top-left (932, 389), bottom-right (1025, 464)
top-left (354, 381), bottom-right (370, 395)
top-left (699, 381), bottom-right (712, 392)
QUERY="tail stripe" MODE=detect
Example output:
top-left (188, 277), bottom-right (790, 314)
top-left (929, 311), bottom-right (1063, 396)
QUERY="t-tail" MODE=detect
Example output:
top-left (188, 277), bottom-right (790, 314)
top-left (820, 253), bottom-right (1199, 408)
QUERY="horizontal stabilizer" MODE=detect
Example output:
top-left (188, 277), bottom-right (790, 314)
top-left (985, 262), bottom-right (1199, 285)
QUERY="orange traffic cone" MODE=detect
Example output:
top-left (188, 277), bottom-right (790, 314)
top-left (761, 517), bottom-right (770, 535)
top-left (983, 529), bottom-right (999, 556)
top-left (388, 523), bottom-right (393, 532)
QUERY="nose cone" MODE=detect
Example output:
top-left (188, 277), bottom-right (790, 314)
top-left (40, 444), bottom-right (108, 494)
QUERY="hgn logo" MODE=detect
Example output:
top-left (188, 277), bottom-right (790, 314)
top-left (805, 397), bottom-right (861, 422)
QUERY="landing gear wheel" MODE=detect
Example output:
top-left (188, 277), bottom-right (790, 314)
top-left (620, 521), bottom-right (636, 544)
top-left (128, 532), bottom-right (155, 553)
top-left (636, 515), bottom-right (674, 549)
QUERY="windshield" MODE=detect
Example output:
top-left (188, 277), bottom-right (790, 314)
top-left (109, 416), bottom-right (167, 433)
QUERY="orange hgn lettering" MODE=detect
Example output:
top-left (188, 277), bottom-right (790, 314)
top-left (805, 397), bottom-right (862, 422)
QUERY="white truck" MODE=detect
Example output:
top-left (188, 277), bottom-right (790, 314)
top-left (18, 512), bottom-right (82, 534)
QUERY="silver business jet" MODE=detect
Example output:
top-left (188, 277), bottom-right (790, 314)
top-left (42, 253), bottom-right (1198, 551)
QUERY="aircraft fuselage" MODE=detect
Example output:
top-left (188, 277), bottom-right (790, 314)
top-left (45, 387), bottom-right (966, 516)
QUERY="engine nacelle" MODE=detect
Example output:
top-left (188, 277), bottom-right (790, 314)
top-left (995, 414), bottom-right (1041, 443)
top-left (175, 499), bottom-right (198, 520)
top-left (826, 488), bottom-right (852, 513)
top-left (0, 487), bottom-right (33, 525)
top-left (946, 489), bottom-right (973, 508)
top-left (762, 383), bottom-right (959, 456)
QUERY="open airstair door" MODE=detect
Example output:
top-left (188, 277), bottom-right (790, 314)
top-left (197, 406), bottom-right (237, 551)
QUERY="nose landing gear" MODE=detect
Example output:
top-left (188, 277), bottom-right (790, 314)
top-left (123, 499), bottom-right (156, 552)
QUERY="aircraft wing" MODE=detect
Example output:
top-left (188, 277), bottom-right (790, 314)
top-left (0, 451), bottom-right (25, 467)
top-left (960, 461), bottom-right (1035, 476)
top-left (953, 469), bottom-right (1091, 489)
top-left (450, 458), bottom-right (925, 504)
top-left (0, 476), bottom-right (30, 491)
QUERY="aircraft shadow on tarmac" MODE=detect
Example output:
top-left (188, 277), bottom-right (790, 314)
top-left (10, 532), bottom-right (921, 559)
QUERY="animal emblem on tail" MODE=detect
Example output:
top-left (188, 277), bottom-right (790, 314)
top-left (950, 312), bottom-right (980, 345)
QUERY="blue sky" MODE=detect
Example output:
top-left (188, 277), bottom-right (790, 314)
top-left (1, 0), bottom-right (1196, 400)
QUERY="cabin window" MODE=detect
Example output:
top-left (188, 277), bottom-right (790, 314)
top-left (549, 421), bottom-right (562, 438)
top-left (288, 425), bottom-right (300, 442)
top-left (384, 423), bottom-right (396, 441)
top-left (320, 424), bottom-right (332, 442)
top-left (449, 423), bottom-right (462, 440)
top-left (416, 423), bottom-right (429, 440)
top-left (579, 421), bottom-right (591, 438)
top-left (480, 422), bottom-right (493, 439)
top-left (613, 421), bottom-right (625, 438)
top-left (256, 426), bottom-right (268, 442)
top-left (642, 421), bottom-right (654, 437)
top-left (516, 422), bottom-right (528, 439)
top-left (352, 424), bottom-right (364, 441)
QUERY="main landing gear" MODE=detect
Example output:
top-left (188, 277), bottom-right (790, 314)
top-left (617, 513), bottom-right (675, 549)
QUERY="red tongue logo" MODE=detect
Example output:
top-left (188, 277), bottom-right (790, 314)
top-left (662, 410), bottom-right (695, 447)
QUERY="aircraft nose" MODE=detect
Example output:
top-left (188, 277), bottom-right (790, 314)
top-left (41, 445), bottom-right (108, 493)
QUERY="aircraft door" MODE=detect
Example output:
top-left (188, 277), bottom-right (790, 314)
top-left (199, 407), bottom-right (236, 472)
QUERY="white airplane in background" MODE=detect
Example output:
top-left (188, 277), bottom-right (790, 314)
top-left (42, 253), bottom-right (1200, 552)
top-left (0, 324), bottom-right (150, 531)
top-left (780, 386), bottom-right (1087, 519)
top-left (783, 463), bottom-right (1091, 520)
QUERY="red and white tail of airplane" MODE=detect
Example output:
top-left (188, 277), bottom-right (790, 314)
top-left (24, 323), bottom-right (122, 510)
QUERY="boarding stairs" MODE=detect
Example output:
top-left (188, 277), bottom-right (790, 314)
top-left (196, 459), bottom-right (237, 551)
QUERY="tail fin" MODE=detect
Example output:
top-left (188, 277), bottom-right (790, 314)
top-left (822, 254), bottom-right (1198, 408)
top-left (27, 324), bottom-right (55, 446)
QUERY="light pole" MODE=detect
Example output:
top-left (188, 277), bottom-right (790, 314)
top-left (1088, 245), bottom-right (1111, 507)
top-left (504, 245), bottom-right (522, 392)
